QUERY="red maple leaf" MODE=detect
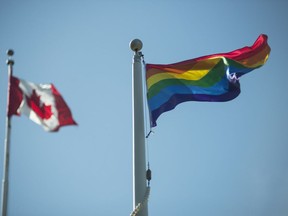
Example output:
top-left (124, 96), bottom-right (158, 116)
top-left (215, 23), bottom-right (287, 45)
top-left (26, 90), bottom-right (53, 120)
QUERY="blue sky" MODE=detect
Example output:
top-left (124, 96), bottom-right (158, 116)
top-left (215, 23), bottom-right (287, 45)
top-left (0, 0), bottom-right (287, 216)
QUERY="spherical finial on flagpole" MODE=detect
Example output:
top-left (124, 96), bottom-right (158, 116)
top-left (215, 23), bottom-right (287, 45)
top-left (130, 39), bottom-right (143, 52)
top-left (7, 49), bottom-right (14, 57)
top-left (6, 49), bottom-right (14, 65)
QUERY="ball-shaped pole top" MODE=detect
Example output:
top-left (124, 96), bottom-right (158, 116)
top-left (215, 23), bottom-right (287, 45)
top-left (6, 49), bottom-right (15, 65)
top-left (130, 39), bottom-right (143, 52)
top-left (7, 49), bottom-right (14, 57)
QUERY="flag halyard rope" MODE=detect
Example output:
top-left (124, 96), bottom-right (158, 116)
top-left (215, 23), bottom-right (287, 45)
top-left (130, 186), bottom-right (151, 216)
top-left (140, 53), bottom-right (154, 139)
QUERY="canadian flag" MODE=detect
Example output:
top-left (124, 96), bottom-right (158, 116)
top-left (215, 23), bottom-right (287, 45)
top-left (8, 76), bottom-right (77, 132)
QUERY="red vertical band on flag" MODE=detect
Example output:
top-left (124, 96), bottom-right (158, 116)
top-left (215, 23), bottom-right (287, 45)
top-left (51, 84), bottom-right (77, 131)
top-left (8, 76), bottom-right (22, 117)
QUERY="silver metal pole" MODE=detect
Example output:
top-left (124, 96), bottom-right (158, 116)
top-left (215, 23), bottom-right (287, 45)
top-left (1, 50), bottom-right (14, 216)
top-left (130, 39), bottom-right (148, 216)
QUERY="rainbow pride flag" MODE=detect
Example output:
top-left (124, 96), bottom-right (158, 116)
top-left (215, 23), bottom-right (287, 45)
top-left (146, 34), bottom-right (271, 127)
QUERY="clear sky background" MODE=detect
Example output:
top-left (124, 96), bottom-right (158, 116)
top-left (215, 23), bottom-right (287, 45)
top-left (0, 0), bottom-right (287, 216)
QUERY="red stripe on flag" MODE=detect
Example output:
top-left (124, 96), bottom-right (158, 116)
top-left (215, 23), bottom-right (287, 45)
top-left (8, 76), bottom-right (23, 117)
top-left (51, 84), bottom-right (77, 131)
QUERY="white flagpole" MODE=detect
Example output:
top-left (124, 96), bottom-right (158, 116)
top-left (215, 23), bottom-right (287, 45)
top-left (1, 50), bottom-right (14, 216)
top-left (130, 39), bottom-right (148, 216)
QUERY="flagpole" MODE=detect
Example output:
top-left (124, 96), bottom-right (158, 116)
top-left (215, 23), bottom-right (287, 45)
top-left (1, 50), bottom-right (14, 216)
top-left (130, 39), bottom-right (148, 216)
